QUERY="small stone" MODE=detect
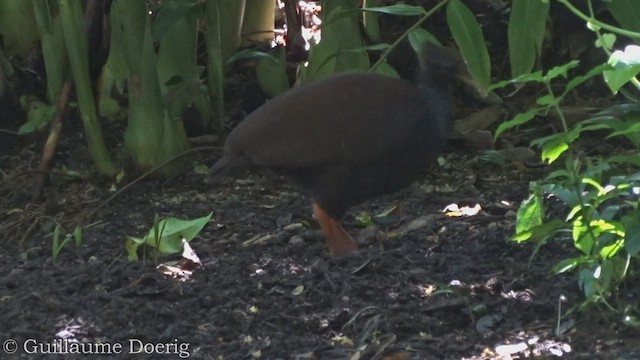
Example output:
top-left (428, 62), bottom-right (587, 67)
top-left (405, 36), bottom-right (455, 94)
top-left (289, 235), bottom-right (305, 246)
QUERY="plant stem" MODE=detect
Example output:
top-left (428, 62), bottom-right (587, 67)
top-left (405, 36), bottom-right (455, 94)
top-left (369, 0), bottom-right (451, 72)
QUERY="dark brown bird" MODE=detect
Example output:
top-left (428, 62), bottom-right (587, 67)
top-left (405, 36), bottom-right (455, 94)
top-left (210, 45), bottom-right (465, 256)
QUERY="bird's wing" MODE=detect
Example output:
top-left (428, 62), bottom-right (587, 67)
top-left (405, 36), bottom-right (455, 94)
top-left (227, 74), bottom-right (430, 168)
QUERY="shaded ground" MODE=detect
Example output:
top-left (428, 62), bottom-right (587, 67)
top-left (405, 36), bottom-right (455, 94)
top-left (1, 140), bottom-right (639, 359)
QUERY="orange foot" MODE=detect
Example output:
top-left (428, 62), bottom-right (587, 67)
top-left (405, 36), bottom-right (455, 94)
top-left (313, 203), bottom-right (358, 256)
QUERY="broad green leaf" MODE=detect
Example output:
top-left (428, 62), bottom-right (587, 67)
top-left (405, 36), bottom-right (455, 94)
top-left (447, 0), bottom-right (491, 92)
top-left (494, 108), bottom-right (537, 139)
top-left (604, 45), bottom-right (640, 94)
top-left (508, 0), bottom-right (549, 78)
top-left (600, 238), bottom-right (624, 258)
top-left (595, 33), bottom-right (617, 50)
top-left (623, 213), bottom-right (640, 256)
top-left (256, 46), bottom-right (289, 97)
top-left (151, 0), bottom-right (198, 41)
top-left (126, 213), bottom-right (213, 260)
top-left (515, 189), bottom-right (543, 235)
top-left (607, 0), bottom-right (640, 33)
top-left (573, 226), bottom-right (594, 255)
top-left (535, 131), bottom-right (580, 163)
top-left (578, 268), bottom-right (597, 297)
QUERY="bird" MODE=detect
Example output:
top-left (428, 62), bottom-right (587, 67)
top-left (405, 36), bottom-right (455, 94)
top-left (209, 44), bottom-right (466, 256)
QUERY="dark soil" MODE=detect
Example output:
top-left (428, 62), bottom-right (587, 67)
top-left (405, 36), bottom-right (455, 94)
top-left (1, 137), bottom-right (639, 359)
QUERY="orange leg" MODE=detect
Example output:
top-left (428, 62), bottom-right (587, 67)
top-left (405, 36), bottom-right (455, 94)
top-left (313, 203), bottom-right (358, 256)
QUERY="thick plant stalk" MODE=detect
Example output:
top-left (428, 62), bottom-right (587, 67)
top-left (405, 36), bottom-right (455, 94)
top-left (204, 0), bottom-right (245, 132)
top-left (97, 1), bottom-right (128, 118)
top-left (32, 0), bottom-right (67, 102)
top-left (113, 0), bottom-right (188, 177)
top-left (241, 0), bottom-right (274, 47)
top-left (59, 0), bottom-right (117, 176)
top-left (303, 0), bottom-right (369, 82)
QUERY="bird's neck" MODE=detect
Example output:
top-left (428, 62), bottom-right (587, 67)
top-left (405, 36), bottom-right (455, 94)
top-left (417, 79), bottom-right (453, 137)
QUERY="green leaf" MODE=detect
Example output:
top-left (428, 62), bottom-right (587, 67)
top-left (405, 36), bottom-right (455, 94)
top-left (578, 268), bottom-right (597, 298)
top-left (361, 4), bottom-right (426, 16)
top-left (573, 223), bottom-right (594, 255)
top-left (447, 0), bottom-right (491, 92)
top-left (18, 97), bottom-right (55, 134)
top-left (494, 108), bottom-right (538, 139)
top-left (73, 226), bottom-right (82, 248)
top-left (600, 238), bottom-right (624, 258)
top-left (488, 70), bottom-right (545, 91)
top-left (551, 257), bottom-right (582, 274)
top-left (513, 219), bottom-right (567, 243)
top-left (478, 150), bottom-right (506, 166)
top-left (595, 33), bottom-right (617, 50)
top-left (608, 153), bottom-right (640, 166)
top-left (515, 188), bottom-right (544, 236)
top-left (369, 61), bottom-right (400, 78)
top-left (226, 49), bottom-right (281, 65)
top-left (604, 45), bottom-right (640, 94)
top-left (256, 46), bottom-right (290, 97)
top-left (545, 60), bottom-right (580, 81)
top-left (151, 0), bottom-right (198, 42)
top-left (564, 63), bottom-right (610, 94)
top-left (623, 213), bottom-right (640, 256)
top-left (607, 0), bottom-right (640, 33)
top-left (536, 94), bottom-right (555, 106)
top-left (355, 212), bottom-right (374, 227)
top-left (126, 213), bottom-right (213, 260)
top-left (508, 0), bottom-right (549, 77)
top-left (535, 131), bottom-right (580, 164)
top-left (408, 28), bottom-right (441, 67)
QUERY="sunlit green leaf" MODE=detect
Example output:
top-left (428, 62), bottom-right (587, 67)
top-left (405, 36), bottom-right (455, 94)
top-left (574, 227), bottom-right (594, 255)
top-left (604, 45), bottom-right (640, 94)
top-left (515, 188), bottom-right (543, 235)
top-left (126, 213), bottom-right (213, 260)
